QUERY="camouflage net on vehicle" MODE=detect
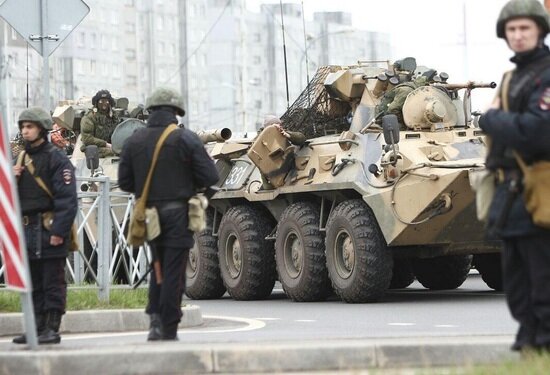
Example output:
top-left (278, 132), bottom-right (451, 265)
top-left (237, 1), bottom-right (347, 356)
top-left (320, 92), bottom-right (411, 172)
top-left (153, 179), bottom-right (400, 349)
top-left (281, 66), bottom-right (352, 139)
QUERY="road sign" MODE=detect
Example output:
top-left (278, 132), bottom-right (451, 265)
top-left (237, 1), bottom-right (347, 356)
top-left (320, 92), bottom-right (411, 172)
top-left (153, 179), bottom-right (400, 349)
top-left (0, 0), bottom-right (90, 57)
top-left (0, 117), bottom-right (31, 291)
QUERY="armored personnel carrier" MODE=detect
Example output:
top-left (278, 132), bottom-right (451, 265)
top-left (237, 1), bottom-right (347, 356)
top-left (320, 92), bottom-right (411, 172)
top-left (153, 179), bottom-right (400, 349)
top-left (187, 57), bottom-right (501, 303)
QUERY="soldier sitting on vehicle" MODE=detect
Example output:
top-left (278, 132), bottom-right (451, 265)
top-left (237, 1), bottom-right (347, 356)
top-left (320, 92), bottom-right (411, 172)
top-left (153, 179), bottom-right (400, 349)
top-left (252, 115), bottom-right (306, 189)
top-left (376, 75), bottom-right (429, 129)
top-left (80, 89), bottom-right (121, 158)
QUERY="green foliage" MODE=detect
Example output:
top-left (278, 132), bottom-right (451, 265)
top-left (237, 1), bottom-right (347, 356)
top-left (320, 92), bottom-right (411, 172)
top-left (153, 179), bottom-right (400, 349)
top-left (0, 287), bottom-right (148, 312)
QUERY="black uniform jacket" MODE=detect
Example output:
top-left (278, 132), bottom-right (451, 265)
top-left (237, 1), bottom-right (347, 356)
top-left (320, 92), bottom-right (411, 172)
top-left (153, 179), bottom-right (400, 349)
top-left (18, 141), bottom-right (78, 259)
top-left (479, 46), bottom-right (550, 238)
top-left (118, 110), bottom-right (219, 248)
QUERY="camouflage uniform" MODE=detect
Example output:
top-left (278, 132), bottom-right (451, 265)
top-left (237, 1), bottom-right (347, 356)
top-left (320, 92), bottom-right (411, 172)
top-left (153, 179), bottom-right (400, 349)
top-left (377, 76), bottom-right (428, 128)
top-left (80, 109), bottom-right (119, 157)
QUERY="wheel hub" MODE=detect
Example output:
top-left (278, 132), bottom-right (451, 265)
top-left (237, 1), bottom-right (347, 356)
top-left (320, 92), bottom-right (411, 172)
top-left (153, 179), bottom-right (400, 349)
top-left (284, 232), bottom-right (302, 278)
top-left (334, 230), bottom-right (355, 279)
top-left (226, 234), bottom-right (242, 278)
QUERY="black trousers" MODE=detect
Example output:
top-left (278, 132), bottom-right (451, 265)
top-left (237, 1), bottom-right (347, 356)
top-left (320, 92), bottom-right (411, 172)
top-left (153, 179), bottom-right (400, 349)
top-left (30, 258), bottom-right (67, 314)
top-left (503, 232), bottom-right (550, 349)
top-left (146, 246), bottom-right (189, 332)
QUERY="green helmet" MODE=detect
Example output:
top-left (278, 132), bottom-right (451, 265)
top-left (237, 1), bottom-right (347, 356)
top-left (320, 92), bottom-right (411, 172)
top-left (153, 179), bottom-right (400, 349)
top-left (497, 0), bottom-right (550, 39)
top-left (18, 107), bottom-right (53, 130)
top-left (145, 87), bottom-right (185, 116)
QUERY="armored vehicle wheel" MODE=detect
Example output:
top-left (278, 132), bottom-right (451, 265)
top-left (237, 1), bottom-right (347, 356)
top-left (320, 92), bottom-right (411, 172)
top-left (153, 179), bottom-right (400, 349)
top-left (412, 255), bottom-right (472, 290)
top-left (185, 213), bottom-right (226, 299)
top-left (389, 259), bottom-right (415, 289)
top-left (473, 253), bottom-right (503, 291)
top-left (218, 205), bottom-right (276, 300)
top-left (275, 202), bottom-right (331, 302)
top-left (325, 199), bottom-right (392, 303)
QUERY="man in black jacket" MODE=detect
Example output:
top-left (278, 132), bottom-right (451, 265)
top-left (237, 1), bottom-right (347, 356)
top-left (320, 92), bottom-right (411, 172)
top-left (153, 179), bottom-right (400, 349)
top-left (118, 87), bottom-right (219, 341)
top-left (12, 107), bottom-right (78, 345)
top-left (479, 0), bottom-right (550, 353)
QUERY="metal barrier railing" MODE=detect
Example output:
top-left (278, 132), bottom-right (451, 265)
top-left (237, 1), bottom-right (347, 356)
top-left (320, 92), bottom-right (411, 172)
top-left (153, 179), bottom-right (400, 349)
top-left (0, 176), bottom-right (149, 302)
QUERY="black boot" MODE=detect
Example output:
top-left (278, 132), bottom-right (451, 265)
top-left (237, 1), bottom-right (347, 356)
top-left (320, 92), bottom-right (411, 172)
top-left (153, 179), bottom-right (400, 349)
top-left (12, 313), bottom-right (46, 344)
top-left (38, 310), bottom-right (62, 344)
top-left (161, 322), bottom-right (179, 341)
top-left (147, 313), bottom-right (163, 341)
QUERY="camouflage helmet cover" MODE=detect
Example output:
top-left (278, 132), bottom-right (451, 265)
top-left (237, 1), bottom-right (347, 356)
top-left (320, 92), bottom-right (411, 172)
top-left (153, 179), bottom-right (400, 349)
top-left (145, 87), bottom-right (185, 116)
top-left (92, 89), bottom-right (115, 107)
top-left (18, 107), bottom-right (53, 130)
top-left (497, 0), bottom-right (550, 38)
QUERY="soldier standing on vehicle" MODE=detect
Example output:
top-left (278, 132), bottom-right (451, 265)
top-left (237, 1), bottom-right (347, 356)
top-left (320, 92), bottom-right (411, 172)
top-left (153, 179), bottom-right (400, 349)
top-left (12, 108), bottom-right (78, 345)
top-left (80, 89), bottom-right (120, 157)
top-left (479, 0), bottom-right (550, 353)
top-left (118, 87), bottom-right (219, 341)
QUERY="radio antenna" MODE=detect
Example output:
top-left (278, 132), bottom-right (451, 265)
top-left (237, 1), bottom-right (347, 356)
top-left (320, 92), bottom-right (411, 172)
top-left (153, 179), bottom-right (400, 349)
top-left (279, 0), bottom-right (290, 108)
top-left (301, 0), bottom-right (311, 106)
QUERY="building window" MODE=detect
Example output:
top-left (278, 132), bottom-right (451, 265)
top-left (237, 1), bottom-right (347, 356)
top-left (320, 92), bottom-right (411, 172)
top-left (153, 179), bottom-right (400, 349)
top-left (253, 56), bottom-right (261, 64)
top-left (11, 28), bottom-right (17, 40)
top-left (126, 48), bottom-right (136, 59)
top-left (159, 42), bottom-right (165, 56)
top-left (90, 60), bottom-right (96, 75)
top-left (102, 62), bottom-right (109, 76)
top-left (77, 32), bottom-right (85, 48)
top-left (101, 35), bottom-right (108, 50)
top-left (90, 33), bottom-right (97, 49)
top-left (126, 22), bottom-right (135, 33)
top-left (112, 38), bottom-right (118, 51)
top-left (157, 15), bottom-right (163, 30)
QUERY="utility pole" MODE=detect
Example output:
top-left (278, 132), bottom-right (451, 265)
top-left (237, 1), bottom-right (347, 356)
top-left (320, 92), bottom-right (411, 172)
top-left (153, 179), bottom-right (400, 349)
top-left (239, 0), bottom-right (248, 134)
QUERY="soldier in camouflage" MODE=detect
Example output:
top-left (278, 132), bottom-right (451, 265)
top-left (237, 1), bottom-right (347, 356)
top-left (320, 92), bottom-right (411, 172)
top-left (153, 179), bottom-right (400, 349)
top-left (376, 76), bottom-right (429, 129)
top-left (80, 89), bottom-right (120, 157)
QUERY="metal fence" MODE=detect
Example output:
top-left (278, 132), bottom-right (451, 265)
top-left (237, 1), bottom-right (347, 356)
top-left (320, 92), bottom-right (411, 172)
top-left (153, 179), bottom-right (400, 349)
top-left (0, 176), bottom-right (149, 302)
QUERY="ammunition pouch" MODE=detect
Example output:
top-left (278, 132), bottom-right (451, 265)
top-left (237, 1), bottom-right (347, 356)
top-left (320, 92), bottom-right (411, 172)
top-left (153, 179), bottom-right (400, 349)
top-left (470, 169), bottom-right (495, 222)
top-left (41, 211), bottom-right (79, 252)
top-left (188, 194), bottom-right (208, 232)
top-left (521, 161), bottom-right (550, 229)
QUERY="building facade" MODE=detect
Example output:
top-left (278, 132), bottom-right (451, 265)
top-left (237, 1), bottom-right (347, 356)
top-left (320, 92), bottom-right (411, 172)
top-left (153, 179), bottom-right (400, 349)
top-left (0, 0), bottom-right (389, 136)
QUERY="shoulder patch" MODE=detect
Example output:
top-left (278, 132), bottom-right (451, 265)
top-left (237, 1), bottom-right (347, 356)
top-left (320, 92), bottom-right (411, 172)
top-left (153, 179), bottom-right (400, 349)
top-left (62, 169), bottom-right (72, 185)
top-left (539, 87), bottom-right (550, 111)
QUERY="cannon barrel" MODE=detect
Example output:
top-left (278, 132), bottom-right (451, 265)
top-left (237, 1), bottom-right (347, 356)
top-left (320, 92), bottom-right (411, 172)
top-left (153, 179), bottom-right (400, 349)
top-left (433, 81), bottom-right (497, 90)
top-left (196, 128), bottom-right (232, 143)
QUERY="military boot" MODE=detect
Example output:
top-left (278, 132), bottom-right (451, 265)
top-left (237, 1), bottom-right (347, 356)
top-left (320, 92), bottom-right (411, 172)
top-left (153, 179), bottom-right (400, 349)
top-left (147, 313), bottom-right (163, 341)
top-left (38, 310), bottom-right (62, 344)
top-left (12, 313), bottom-right (46, 344)
top-left (161, 322), bottom-right (179, 341)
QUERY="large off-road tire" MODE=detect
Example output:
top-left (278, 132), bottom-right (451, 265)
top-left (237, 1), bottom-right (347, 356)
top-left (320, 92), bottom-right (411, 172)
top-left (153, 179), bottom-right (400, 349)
top-left (325, 199), bottom-right (393, 303)
top-left (185, 212), bottom-right (226, 299)
top-left (389, 259), bottom-right (415, 289)
top-left (275, 202), bottom-right (332, 302)
top-left (218, 205), bottom-right (276, 300)
top-left (412, 255), bottom-right (472, 290)
top-left (473, 253), bottom-right (503, 291)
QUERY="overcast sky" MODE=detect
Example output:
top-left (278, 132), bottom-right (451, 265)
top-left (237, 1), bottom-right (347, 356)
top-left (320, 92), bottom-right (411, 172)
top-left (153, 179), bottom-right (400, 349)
top-left (245, 0), bottom-right (526, 110)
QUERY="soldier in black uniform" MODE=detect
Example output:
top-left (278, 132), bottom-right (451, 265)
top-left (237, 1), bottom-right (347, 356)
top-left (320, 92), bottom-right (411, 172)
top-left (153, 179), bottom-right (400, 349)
top-left (12, 107), bottom-right (78, 345)
top-left (118, 87), bottom-right (219, 341)
top-left (479, 0), bottom-right (550, 352)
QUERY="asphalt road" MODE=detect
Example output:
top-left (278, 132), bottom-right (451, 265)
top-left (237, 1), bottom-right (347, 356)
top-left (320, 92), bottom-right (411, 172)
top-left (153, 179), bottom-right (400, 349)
top-left (2, 273), bottom-right (515, 348)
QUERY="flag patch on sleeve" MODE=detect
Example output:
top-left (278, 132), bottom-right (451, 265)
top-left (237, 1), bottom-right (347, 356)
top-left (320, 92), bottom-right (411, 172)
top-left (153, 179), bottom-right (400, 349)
top-left (539, 88), bottom-right (550, 110)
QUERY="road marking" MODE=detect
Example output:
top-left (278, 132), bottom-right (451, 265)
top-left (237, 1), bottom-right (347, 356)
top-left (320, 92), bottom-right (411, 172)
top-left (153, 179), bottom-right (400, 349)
top-left (434, 324), bottom-right (457, 328)
top-left (0, 315), bottom-right (266, 343)
top-left (295, 320), bottom-right (316, 322)
top-left (388, 323), bottom-right (415, 326)
top-left (254, 317), bottom-right (281, 321)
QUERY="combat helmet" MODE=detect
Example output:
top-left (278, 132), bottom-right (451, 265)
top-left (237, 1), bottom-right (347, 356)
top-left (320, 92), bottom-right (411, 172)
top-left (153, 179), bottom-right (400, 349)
top-left (18, 107), bottom-right (53, 130)
top-left (497, 0), bottom-right (550, 38)
top-left (145, 87), bottom-right (185, 116)
top-left (92, 89), bottom-right (115, 107)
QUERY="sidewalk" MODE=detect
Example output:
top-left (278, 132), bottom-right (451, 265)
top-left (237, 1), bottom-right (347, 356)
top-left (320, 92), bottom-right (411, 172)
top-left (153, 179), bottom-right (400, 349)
top-left (0, 308), bottom-right (518, 374)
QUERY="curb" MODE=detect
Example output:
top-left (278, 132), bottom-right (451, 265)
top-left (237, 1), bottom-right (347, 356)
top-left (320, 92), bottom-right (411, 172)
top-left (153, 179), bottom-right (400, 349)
top-left (0, 336), bottom-right (517, 374)
top-left (0, 305), bottom-right (202, 336)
